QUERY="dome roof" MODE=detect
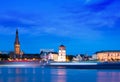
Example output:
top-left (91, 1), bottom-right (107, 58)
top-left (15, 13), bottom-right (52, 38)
top-left (59, 45), bottom-right (65, 50)
top-left (59, 45), bottom-right (65, 47)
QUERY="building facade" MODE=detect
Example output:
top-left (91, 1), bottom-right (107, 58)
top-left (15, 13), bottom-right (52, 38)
top-left (48, 52), bottom-right (58, 61)
top-left (96, 50), bottom-right (120, 62)
top-left (40, 49), bottom-right (55, 61)
top-left (40, 51), bottom-right (58, 61)
top-left (58, 45), bottom-right (66, 62)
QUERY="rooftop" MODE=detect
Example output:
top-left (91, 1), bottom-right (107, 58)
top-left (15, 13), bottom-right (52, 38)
top-left (96, 50), bottom-right (120, 54)
top-left (59, 45), bottom-right (65, 47)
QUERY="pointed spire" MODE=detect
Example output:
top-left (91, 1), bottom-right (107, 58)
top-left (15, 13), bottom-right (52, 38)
top-left (14, 29), bottom-right (20, 44)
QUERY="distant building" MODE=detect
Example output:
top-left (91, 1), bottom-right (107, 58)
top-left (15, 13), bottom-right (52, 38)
top-left (40, 49), bottom-right (55, 61)
top-left (40, 51), bottom-right (58, 61)
top-left (58, 45), bottom-right (66, 62)
top-left (40, 45), bottom-right (67, 62)
top-left (0, 51), bottom-right (9, 61)
top-left (23, 54), bottom-right (40, 60)
top-left (14, 29), bottom-right (23, 58)
top-left (72, 55), bottom-right (82, 62)
top-left (96, 50), bottom-right (120, 62)
top-left (92, 54), bottom-right (97, 60)
top-left (48, 52), bottom-right (58, 61)
top-left (66, 55), bottom-right (75, 62)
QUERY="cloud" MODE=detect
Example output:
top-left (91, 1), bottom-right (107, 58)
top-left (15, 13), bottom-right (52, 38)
top-left (0, 12), bottom-right (40, 28)
top-left (0, 0), bottom-right (120, 40)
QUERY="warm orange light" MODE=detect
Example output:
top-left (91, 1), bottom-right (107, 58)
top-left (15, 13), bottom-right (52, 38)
top-left (97, 52), bottom-right (120, 62)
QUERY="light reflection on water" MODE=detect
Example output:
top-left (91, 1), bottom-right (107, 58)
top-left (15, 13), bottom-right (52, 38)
top-left (50, 69), bottom-right (66, 82)
top-left (97, 70), bottom-right (120, 82)
top-left (0, 67), bottom-right (67, 82)
top-left (0, 67), bottom-right (120, 82)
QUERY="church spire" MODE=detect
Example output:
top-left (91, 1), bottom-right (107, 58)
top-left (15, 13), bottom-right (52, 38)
top-left (14, 29), bottom-right (21, 55)
top-left (14, 29), bottom-right (20, 45)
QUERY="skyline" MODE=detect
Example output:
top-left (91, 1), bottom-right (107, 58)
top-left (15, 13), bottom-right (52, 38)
top-left (0, 0), bottom-right (120, 55)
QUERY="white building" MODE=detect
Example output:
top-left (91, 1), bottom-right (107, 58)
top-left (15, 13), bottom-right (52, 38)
top-left (48, 52), bottom-right (58, 61)
top-left (72, 55), bottom-right (83, 62)
top-left (58, 45), bottom-right (66, 62)
top-left (92, 54), bottom-right (97, 60)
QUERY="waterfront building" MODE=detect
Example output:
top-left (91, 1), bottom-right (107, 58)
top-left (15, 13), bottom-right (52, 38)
top-left (40, 45), bottom-right (67, 62)
top-left (58, 45), bottom-right (66, 62)
top-left (14, 29), bottom-right (20, 55)
top-left (0, 52), bottom-right (9, 61)
top-left (96, 50), bottom-right (120, 62)
top-left (40, 51), bottom-right (48, 61)
top-left (40, 49), bottom-right (58, 61)
top-left (66, 55), bottom-right (75, 61)
top-left (40, 49), bottom-right (55, 61)
top-left (72, 55), bottom-right (82, 62)
top-left (91, 54), bottom-right (97, 60)
top-left (23, 54), bottom-right (40, 60)
top-left (14, 29), bottom-right (23, 58)
top-left (48, 52), bottom-right (58, 61)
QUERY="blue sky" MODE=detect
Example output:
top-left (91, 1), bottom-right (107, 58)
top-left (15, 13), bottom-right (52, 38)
top-left (0, 0), bottom-right (120, 55)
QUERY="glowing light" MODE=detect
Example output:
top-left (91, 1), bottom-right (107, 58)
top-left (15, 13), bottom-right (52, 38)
top-left (50, 62), bottom-right (97, 65)
top-left (0, 64), bottom-right (25, 67)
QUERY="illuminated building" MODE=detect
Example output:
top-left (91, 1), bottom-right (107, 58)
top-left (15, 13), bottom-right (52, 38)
top-left (40, 49), bottom-right (55, 61)
top-left (48, 52), bottom-right (58, 61)
top-left (14, 29), bottom-right (22, 58)
top-left (96, 50), bottom-right (120, 62)
top-left (58, 45), bottom-right (66, 62)
top-left (40, 46), bottom-right (67, 62)
top-left (40, 49), bottom-right (59, 61)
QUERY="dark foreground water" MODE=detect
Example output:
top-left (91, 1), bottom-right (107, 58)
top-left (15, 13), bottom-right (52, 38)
top-left (0, 67), bottom-right (120, 82)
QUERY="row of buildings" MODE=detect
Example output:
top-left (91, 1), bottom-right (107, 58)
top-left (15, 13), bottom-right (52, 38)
top-left (0, 29), bottom-right (120, 62)
top-left (96, 50), bottom-right (120, 62)
top-left (1, 29), bottom-right (67, 62)
top-left (40, 45), bottom-right (66, 62)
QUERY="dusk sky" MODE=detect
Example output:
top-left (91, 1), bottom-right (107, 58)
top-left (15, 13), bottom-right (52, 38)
top-left (0, 0), bottom-right (120, 55)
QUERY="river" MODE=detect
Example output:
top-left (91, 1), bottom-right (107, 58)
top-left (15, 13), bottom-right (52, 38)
top-left (0, 67), bottom-right (120, 82)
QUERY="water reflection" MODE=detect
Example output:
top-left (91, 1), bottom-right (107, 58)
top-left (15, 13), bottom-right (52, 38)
top-left (1, 68), bottom-right (120, 82)
top-left (50, 69), bottom-right (66, 82)
top-left (97, 70), bottom-right (120, 82)
top-left (0, 67), bottom-right (67, 82)
top-left (16, 68), bottom-right (20, 74)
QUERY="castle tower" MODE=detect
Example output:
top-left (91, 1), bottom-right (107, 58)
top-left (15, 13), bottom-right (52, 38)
top-left (58, 45), bottom-right (66, 62)
top-left (14, 29), bottom-right (21, 55)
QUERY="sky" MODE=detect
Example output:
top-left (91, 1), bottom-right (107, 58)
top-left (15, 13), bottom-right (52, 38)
top-left (0, 0), bottom-right (120, 55)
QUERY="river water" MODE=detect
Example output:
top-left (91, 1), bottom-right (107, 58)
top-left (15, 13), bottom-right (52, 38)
top-left (0, 67), bottom-right (120, 82)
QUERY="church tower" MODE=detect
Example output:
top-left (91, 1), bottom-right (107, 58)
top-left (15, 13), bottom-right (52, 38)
top-left (58, 45), bottom-right (66, 62)
top-left (14, 29), bottom-right (21, 55)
